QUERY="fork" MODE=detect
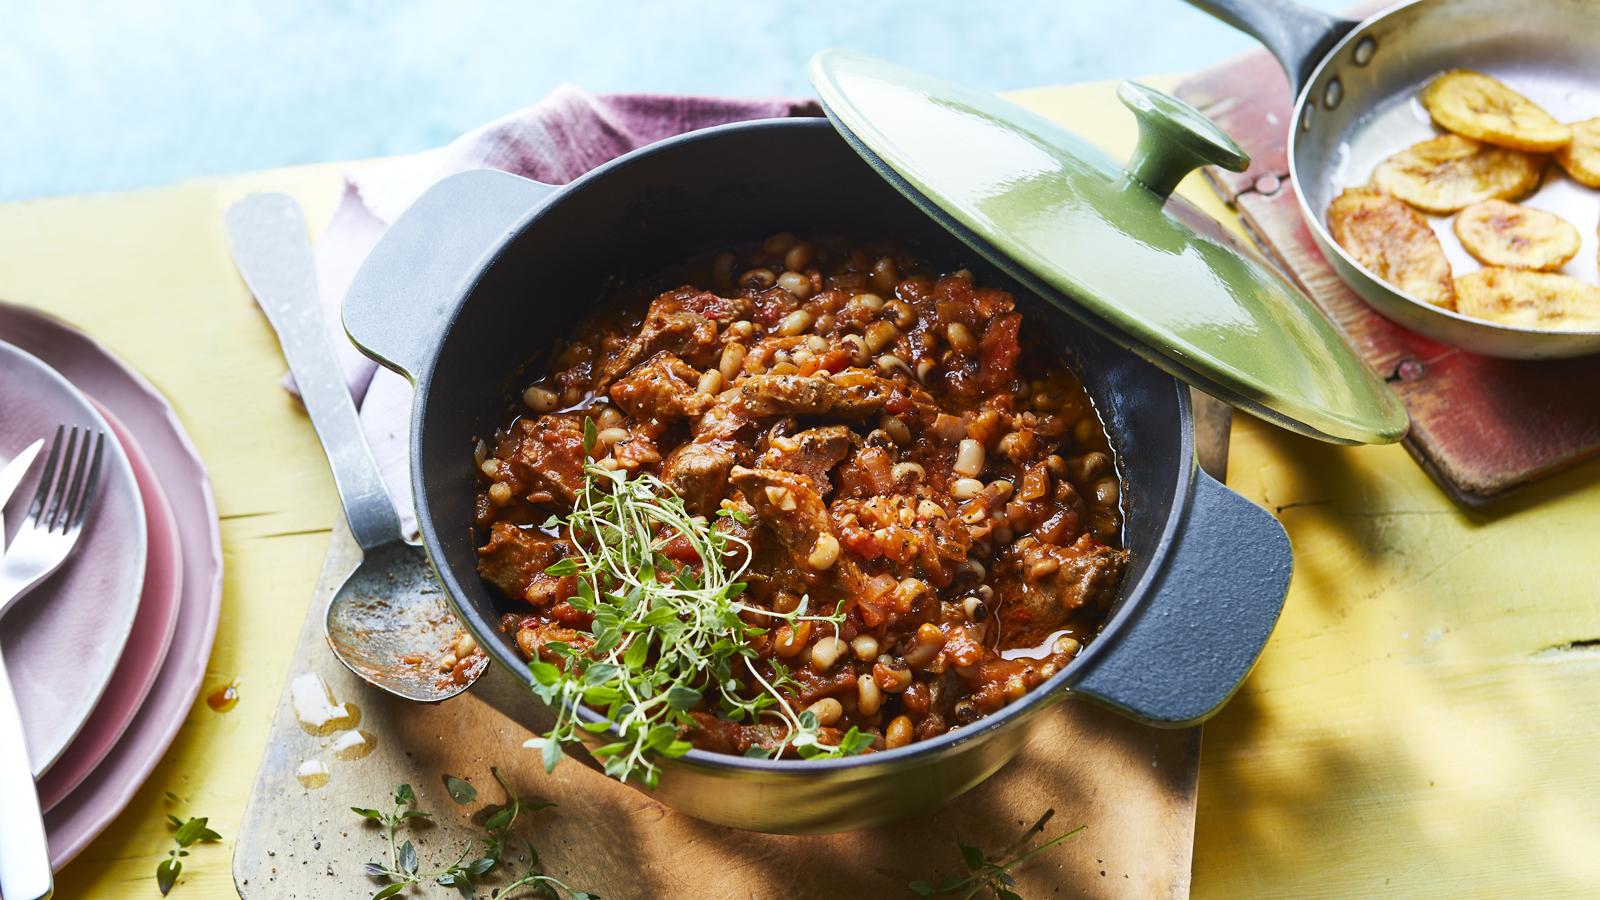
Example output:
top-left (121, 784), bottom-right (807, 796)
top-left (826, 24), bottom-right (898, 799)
top-left (0, 425), bottom-right (105, 900)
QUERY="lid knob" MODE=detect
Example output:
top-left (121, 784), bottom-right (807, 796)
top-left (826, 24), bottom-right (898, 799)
top-left (1117, 81), bottom-right (1250, 199)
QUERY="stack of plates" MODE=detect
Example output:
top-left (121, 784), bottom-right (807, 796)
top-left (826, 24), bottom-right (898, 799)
top-left (0, 301), bottom-right (222, 870)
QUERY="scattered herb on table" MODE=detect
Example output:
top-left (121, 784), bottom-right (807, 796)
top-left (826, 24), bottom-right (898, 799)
top-left (156, 810), bottom-right (223, 895)
top-left (353, 770), bottom-right (595, 899)
top-left (352, 783), bottom-right (434, 896)
top-left (908, 810), bottom-right (1085, 899)
top-left (442, 774), bottom-right (478, 805)
top-left (523, 453), bottom-right (870, 787)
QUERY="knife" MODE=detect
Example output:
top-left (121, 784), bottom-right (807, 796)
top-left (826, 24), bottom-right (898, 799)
top-left (0, 439), bottom-right (44, 549)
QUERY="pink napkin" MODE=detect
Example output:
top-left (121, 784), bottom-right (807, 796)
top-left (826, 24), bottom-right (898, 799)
top-left (295, 86), bottom-right (818, 537)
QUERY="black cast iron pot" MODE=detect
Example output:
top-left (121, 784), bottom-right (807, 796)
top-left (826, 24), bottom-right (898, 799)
top-left (342, 117), bottom-right (1292, 834)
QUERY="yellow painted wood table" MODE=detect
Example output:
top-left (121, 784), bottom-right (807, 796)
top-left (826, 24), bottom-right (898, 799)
top-left (4, 78), bottom-right (1598, 899)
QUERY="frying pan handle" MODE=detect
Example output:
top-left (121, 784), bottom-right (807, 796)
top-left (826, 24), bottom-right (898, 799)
top-left (1184, 0), bottom-right (1359, 93)
top-left (1068, 468), bottom-right (1291, 726)
top-left (343, 169), bottom-right (560, 381)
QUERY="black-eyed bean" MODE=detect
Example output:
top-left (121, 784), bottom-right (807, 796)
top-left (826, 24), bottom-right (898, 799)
top-left (851, 634), bottom-right (880, 661)
top-left (873, 656), bottom-right (912, 693)
top-left (885, 714), bottom-right (914, 748)
top-left (740, 267), bottom-right (777, 290)
top-left (857, 674), bottom-right (884, 715)
top-left (805, 697), bottom-right (843, 727)
top-left (810, 636), bottom-right (846, 671)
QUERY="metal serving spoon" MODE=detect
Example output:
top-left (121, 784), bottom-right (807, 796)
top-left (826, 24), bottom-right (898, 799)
top-left (225, 193), bottom-right (482, 702)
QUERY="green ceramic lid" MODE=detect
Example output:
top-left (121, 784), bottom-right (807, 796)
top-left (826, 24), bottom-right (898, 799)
top-left (809, 50), bottom-right (1407, 445)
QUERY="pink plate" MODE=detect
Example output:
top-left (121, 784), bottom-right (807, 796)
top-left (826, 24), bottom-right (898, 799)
top-left (36, 399), bottom-right (184, 811)
top-left (0, 301), bottom-right (223, 871)
top-left (0, 342), bottom-right (147, 778)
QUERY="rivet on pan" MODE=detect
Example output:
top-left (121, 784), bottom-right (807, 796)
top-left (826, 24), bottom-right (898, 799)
top-left (1390, 359), bottom-right (1425, 382)
top-left (1353, 36), bottom-right (1377, 66)
top-left (1323, 78), bottom-right (1343, 110)
top-left (1301, 106), bottom-right (1314, 132)
top-left (1253, 174), bottom-right (1282, 196)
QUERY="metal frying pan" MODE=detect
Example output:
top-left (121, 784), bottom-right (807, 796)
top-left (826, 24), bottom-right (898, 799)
top-left (1190, 0), bottom-right (1600, 359)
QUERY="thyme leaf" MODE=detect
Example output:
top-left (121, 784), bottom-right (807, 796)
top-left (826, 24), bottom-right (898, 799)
top-left (443, 774), bottom-right (478, 805)
top-left (907, 811), bottom-right (1084, 899)
top-left (155, 809), bottom-right (222, 895)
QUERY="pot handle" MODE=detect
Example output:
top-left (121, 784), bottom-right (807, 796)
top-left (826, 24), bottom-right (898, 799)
top-left (343, 169), bottom-right (560, 381)
top-left (1183, 0), bottom-right (1359, 93)
top-left (1067, 468), bottom-right (1291, 726)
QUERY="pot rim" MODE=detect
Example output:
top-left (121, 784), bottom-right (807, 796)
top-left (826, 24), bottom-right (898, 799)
top-left (408, 116), bottom-right (1199, 776)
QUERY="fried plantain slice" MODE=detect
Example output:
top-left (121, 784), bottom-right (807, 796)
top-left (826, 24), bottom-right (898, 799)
top-left (1328, 187), bottom-right (1456, 308)
top-left (1454, 200), bottom-right (1581, 271)
top-left (1420, 69), bottom-right (1571, 152)
top-left (1554, 117), bottom-right (1600, 188)
top-left (1454, 268), bottom-right (1600, 330)
top-left (1371, 134), bottom-right (1543, 215)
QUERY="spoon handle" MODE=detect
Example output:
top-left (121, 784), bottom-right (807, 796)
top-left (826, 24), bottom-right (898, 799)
top-left (225, 193), bottom-right (405, 552)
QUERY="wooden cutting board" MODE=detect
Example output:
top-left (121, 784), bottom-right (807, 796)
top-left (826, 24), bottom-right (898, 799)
top-left (232, 396), bottom-right (1232, 900)
top-left (1175, 50), bottom-right (1600, 506)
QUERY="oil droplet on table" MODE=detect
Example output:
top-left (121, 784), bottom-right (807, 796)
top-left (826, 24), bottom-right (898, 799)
top-left (330, 729), bottom-right (377, 761)
top-left (290, 672), bottom-right (361, 736)
top-left (205, 679), bottom-right (240, 713)
top-left (296, 759), bottom-right (331, 790)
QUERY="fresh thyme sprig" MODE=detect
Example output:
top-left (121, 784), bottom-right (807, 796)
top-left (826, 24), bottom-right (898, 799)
top-left (908, 810), bottom-right (1085, 899)
top-left (155, 803), bottom-right (223, 896)
top-left (354, 771), bottom-right (595, 900)
top-left (352, 784), bottom-right (435, 898)
top-left (524, 443), bottom-right (870, 787)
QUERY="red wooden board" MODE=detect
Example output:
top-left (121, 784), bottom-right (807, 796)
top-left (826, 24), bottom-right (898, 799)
top-left (1175, 50), bottom-right (1600, 505)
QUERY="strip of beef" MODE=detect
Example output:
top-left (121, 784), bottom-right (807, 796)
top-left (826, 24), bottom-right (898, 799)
top-left (610, 431), bottom-right (662, 471)
top-left (729, 466), bottom-right (876, 617)
top-left (686, 712), bottom-right (789, 755)
top-left (758, 425), bottom-right (858, 495)
top-left (738, 369), bottom-right (914, 419)
top-left (992, 533), bottom-right (1128, 647)
top-left (608, 352), bottom-right (714, 421)
top-left (499, 413), bottom-right (586, 505)
top-left (514, 619), bottom-right (593, 662)
top-left (788, 664), bottom-right (858, 705)
top-left (690, 392), bottom-right (756, 443)
top-left (661, 440), bottom-right (736, 517)
top-left (730, 466), bottom-right (832, 554)
top-left (477, 522), bottom-right (573, 604)
top-left (597, 287), bottom-right (750, 389)
top-left (728, 466), bottom-right (848, 595)
top-left (736, 374), bottom-right (830, 417)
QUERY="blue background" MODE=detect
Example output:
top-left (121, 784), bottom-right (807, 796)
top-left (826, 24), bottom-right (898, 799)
top-left (3, 0), bottom-right (1340, 202)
